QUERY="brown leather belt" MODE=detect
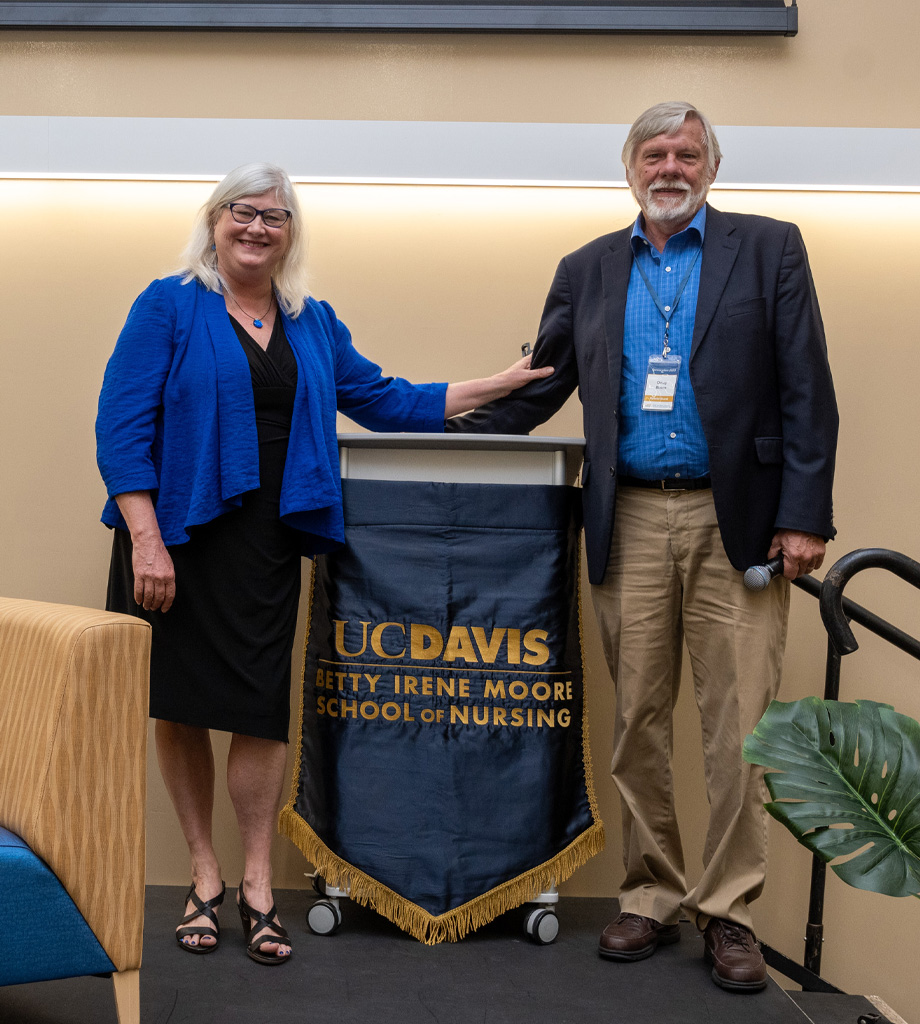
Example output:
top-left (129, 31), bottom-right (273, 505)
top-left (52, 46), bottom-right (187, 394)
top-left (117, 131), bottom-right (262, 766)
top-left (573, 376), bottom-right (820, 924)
top-left (618, 475), bottom-right (712, 491)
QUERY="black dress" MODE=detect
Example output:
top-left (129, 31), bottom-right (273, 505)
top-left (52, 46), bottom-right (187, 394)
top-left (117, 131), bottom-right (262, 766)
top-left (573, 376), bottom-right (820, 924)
top-left (106, 315), bottom-right (303, 741)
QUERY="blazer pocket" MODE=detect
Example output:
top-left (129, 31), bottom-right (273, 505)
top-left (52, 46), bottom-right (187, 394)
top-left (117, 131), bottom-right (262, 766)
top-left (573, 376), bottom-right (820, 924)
top-left (755, 436), bottom-right (784, 464)
top-left (725, 296), bottom-right (766, 318)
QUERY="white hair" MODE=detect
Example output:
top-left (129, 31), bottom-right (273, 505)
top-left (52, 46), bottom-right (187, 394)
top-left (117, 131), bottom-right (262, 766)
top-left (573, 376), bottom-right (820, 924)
top-left (177, 162), bottom-right (310, 318)
top-left (622, 102), bottom-right (722, 176)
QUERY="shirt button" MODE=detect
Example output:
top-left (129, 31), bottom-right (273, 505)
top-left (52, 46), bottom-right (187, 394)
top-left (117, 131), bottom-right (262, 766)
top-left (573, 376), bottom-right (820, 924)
top-left (669, 432), bottom-right (676, 439)
top-left (665, 266), bottom-right (672, 272)
top-left (675, 472), bottom-right (682, 478)
top-left (664, 305), bottom-right (671, 312)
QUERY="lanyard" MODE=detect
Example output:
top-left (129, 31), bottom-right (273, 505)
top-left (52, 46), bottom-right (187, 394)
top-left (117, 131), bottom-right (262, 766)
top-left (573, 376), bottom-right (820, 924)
top-left (633, 244), bottom-right (702, 357)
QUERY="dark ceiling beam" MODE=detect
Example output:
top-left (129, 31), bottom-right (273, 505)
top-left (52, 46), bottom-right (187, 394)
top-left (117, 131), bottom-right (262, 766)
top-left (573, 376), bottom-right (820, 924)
top-left (0, 3), bottom-right (799, 35)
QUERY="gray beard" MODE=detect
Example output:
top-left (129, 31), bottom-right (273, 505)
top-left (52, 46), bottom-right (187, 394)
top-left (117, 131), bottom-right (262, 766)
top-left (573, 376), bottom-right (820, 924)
top-left (633, 182), bottom-right (710, 227)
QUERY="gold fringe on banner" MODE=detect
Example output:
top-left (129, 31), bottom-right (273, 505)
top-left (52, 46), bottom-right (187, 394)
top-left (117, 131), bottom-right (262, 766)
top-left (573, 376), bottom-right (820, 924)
top-left (279, 537), bottom-right (606, 945)
top-left (279, 807), bottom-right (605, 945)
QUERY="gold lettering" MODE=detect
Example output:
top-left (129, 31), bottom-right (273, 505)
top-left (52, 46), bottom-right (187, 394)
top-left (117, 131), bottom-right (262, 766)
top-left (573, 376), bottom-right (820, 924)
top-left (508, 681), bottom-right (528, 700)
top-left (506, 628), bottom-right (521, 664)
top-left (348, 673), bottom-right (361, 691)
top-left (340, 699), bottom-right (358, 719)
top-left (436, 677), bottom-right (455, 697)
top-left (410, 623), bottom-right (444, 660)
top-left (537, 709), bottom-right (554, 728)
top-left (450, 705), bottom-right (469, 724)
top-left (382, 702), bottom-right (402, 721)
top-left (316, 696), bottom-right (326, 714)
top-left (567, 680), bottom-right (573, 700)
top-left (523, 629), bottom-right (550, 665)
top-left (316, 669), bottom-right (326, 689)
top-left (365, 674), bottom-right (379, 693)
top-left (493, 708), bottom-right (508, 726)
top-left (335, 672), bottom-right (346, 691)
top-left (370, 622), bottom-right (406, 659)
top-left (557, 709), bottom-right (571, 727)
top-left (421, 677), bottom-right (433, 695)
top-left (360, 701), bottom-right (379, 720)
top-left (403, 675), bottom-right (419, 695)
top-left (484, 679), bottom-right (505, 699)
top-left (458, 678), bottom-right (470, 697)
top-left (443, 626), bottom-right (477, 663)
top-left (334, 619), bottom-right (370, 657)
top-left (394, 674), bottom-right (400, 694)
top-left (473, 705), bottom-right (489, 725)
top-left (511, 708), bottom-right (525, 727)
top-left (554, 681), bottom-right (566, 700)
top-left (471, 626), bottom-right (507, 663)
top-left (403, 702), bottom-right (415, 722)
top-left (328, 698), bottom-right (339, 717)
top-left (532, 682), bottom-right (551, 701)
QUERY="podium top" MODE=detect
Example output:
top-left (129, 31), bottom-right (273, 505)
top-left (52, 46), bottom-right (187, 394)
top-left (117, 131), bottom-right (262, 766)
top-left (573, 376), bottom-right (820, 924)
top-left (337, 434), bottom-right (586, 487)
top-left (337, 433), bottom-right (584, 452)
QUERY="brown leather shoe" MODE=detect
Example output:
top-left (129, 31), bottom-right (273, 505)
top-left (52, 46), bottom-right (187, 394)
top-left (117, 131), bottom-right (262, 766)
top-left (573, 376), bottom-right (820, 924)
top-left (598, 912), bottom-right (681, 961)
top-left (703, 919), bottom-right (767, 992)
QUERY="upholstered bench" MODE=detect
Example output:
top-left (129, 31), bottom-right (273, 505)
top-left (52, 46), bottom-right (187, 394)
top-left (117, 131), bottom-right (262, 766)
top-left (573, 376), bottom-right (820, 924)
top-left (0, 597), bottom-right (151, 1024)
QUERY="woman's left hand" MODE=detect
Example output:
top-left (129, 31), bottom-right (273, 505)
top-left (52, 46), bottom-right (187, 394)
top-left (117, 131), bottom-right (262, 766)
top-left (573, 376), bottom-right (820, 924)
top-left (444, 353), bottom-right (554, 418)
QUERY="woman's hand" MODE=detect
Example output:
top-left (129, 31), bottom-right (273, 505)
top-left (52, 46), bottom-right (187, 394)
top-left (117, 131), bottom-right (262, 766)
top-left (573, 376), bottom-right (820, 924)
top-left (114, 491), bottom-right (176, 612)
top-left (131, 532), bottom-right (176, 612)
top-left (444, 354), bottom-right (554, 418)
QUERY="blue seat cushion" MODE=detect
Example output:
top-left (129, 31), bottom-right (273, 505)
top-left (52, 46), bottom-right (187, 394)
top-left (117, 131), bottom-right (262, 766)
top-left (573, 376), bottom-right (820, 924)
top-left (0, 824), bottom-right (115, 986)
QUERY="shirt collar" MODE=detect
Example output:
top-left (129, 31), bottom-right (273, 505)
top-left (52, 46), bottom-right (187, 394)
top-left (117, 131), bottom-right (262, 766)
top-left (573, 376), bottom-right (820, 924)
top-left (631, 202), bottom-right (707, 255)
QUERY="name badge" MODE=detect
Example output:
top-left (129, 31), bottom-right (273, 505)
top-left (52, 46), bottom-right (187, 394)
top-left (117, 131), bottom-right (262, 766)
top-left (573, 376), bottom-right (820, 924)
top-left (642, 354), bottom-right (682, 412)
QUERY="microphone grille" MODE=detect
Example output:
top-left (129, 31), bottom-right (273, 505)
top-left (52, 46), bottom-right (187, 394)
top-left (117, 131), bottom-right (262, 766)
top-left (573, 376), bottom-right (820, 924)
top-left (743, 566), bottom-right (771, 592)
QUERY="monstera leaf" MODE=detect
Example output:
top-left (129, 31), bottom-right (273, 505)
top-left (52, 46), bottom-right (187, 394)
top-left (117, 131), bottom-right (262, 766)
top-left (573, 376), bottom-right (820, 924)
top-left (743, 697), bottom-right (920, 898)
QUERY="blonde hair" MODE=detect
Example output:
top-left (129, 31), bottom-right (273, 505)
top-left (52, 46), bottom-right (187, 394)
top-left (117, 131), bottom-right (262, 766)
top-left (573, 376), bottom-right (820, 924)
top-left (178, 162), bottom-right (310, 317)
top-left (622, 101), bottom-right (722, 176)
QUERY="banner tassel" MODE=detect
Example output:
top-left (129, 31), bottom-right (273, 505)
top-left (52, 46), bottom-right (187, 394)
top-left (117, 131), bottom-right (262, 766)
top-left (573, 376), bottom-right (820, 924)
top-left (279, 806), bottom-right (604, 945)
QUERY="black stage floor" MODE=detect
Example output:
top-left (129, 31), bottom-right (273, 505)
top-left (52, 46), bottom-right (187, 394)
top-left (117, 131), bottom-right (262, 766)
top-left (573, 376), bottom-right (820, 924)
top-left (0, 887), bottom-right (886, 1024)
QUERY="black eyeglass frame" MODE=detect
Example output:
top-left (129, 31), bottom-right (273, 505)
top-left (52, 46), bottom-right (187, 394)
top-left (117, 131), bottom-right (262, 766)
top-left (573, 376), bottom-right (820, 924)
top-left (224, 202), bottom-right (292, 228)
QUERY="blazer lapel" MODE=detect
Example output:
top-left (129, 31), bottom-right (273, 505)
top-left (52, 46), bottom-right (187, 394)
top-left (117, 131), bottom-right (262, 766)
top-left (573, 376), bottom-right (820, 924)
top-left (203, 287), bottom-right (260, 500)
top-left (691, 205), bottom-right (739, 358)
top-left (601, 229), bottom-right (634, 409)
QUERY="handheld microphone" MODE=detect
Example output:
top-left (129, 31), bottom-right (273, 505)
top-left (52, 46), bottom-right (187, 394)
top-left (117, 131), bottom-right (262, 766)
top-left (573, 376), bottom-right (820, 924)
top-left (743, 555), bottom-right (785, 592)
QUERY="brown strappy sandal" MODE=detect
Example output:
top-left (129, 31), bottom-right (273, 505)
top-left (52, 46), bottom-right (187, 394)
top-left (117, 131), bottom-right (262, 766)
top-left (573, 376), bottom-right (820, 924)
top-left (176, 880), bottom-right (226, 954)
top-left (237, 880), bottom-right (292, 966)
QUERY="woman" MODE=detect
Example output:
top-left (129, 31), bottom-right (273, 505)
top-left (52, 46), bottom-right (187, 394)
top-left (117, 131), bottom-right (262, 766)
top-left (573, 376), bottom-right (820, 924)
top-left (97, 163), bottom-right (551, 965)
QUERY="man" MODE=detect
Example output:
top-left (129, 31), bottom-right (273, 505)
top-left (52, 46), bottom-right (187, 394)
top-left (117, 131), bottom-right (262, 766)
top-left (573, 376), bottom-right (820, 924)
top-left (446, 101), bottom-right (838, 992)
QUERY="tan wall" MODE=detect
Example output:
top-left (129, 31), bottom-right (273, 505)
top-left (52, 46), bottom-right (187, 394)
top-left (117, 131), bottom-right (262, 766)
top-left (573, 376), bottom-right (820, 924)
top-left (2, 3), bottom-right (919, 1015)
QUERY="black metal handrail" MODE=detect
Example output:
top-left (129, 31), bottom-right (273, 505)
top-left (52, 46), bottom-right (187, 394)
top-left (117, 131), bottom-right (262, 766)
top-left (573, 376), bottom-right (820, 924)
top-left (817, 547), bottom-right (920, 657)
top-left (776, 548), bottom-right (920, 985)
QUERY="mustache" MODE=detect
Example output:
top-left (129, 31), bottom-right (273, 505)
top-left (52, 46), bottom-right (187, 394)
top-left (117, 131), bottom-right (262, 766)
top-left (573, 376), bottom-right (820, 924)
top-left (648, 180), bottom-right (692, 194)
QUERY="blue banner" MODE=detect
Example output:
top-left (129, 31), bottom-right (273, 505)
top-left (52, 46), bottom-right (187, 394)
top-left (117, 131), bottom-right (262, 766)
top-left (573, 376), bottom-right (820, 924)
top-left (280, 479), bottom-right (604, 942)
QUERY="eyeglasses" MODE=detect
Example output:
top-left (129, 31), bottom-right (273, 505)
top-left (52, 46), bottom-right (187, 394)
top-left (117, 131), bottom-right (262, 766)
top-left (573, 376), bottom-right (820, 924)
top-left (225, 203), bottom-right (291, 228)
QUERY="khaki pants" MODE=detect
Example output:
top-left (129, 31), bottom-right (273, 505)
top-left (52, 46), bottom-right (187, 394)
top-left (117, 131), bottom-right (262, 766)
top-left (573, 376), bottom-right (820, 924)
top-left (591, 486), bottom-right (789, 930)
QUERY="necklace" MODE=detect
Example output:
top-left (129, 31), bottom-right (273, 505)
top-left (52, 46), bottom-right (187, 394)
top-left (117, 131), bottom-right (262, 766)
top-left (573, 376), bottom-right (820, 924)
top-left (224, 286), bottom-right (273, 329)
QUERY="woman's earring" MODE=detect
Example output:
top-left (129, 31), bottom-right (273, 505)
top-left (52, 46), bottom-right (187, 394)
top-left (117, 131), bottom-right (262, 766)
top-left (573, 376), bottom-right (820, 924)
top-left (211, 243), bottom-right (217, 251)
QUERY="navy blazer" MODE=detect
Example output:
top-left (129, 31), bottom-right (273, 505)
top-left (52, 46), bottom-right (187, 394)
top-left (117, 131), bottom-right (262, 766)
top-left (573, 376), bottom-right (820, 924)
top-left (447, 206), bottom-right (839, 585)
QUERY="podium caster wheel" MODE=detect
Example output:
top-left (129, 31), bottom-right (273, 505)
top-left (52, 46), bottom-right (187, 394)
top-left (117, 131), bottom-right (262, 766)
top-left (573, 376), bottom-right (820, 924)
top-left (308, 899), bottom-right (342, 936)
top-left (525, 908), bottom-right (559, 945)
top-left (311, 874), bottom-right (326, 896)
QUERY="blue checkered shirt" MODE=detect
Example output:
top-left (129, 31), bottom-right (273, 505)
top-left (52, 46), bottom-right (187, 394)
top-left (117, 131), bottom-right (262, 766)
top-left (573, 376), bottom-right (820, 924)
top-left (618, 205), bottom-right (710, 481)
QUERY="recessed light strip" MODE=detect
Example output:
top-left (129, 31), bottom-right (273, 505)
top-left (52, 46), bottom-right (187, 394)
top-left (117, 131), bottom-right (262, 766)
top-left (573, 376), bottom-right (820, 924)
top-left (1, 117), bottom-right (918, 193)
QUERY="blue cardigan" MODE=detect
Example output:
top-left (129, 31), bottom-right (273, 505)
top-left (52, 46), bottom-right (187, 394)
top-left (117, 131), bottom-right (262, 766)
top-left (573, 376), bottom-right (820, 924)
top-left (96, 276), bottom-right (447, 553)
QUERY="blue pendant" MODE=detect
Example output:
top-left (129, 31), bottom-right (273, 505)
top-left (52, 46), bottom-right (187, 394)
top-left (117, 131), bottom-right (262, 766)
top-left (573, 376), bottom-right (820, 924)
top-left (253, 319), bottom-right (263, 328)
